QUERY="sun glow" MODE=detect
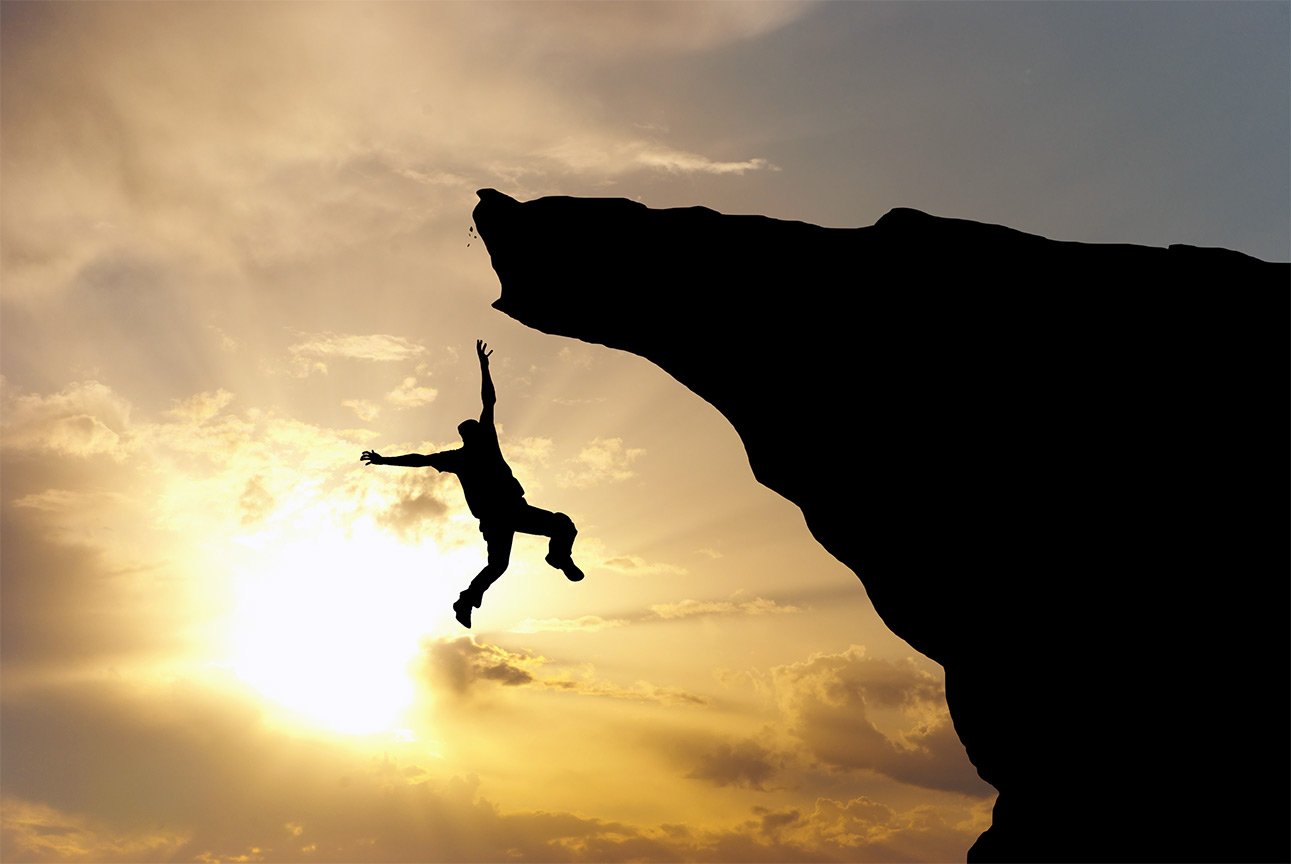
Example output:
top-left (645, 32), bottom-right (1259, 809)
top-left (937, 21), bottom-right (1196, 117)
top-left (224, 516), bottom-right (478, 735)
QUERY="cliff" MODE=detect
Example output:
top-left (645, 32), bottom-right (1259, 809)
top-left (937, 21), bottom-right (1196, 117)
top-left (472, 188), bottom-right (1289, 862)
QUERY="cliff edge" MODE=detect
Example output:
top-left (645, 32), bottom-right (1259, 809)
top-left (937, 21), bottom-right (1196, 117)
top-left (472, 189), bottom-right (1289, 862)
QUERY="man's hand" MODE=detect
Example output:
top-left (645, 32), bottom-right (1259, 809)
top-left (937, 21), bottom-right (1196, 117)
top-left (476, 339), bottom-right (492, 365)
top-left (360, 450), bottom-right (384, 466)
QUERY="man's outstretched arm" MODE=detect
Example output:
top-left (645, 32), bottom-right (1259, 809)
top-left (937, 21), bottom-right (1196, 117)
top-left (361, 450), bottom-right (446, 468)
top-left (477, 339), bottom-right (495, 427)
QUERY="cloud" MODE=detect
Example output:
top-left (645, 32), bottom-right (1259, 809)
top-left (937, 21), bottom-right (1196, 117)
top-left (167, 389), bottom-right (235, 424)
top-left (279, 332), bottom-right (426, 381)
top-left (512, 615), bottom-right (626, 634)
top-left (0, 677), bottom-right (655, 862)
top-left (0, 378), bottom-right (468, 673)
top-left (651, 596), bottom-right (801, 621)
top-left (559, 438), bottom-right (645, 488)
top-left (385, 377), bottom-right (438, 408)
top-left (510, 436), bottom-right (554, 466)
top-left (508, 591), bottom-right (808, 635)
top-left (420, 636), bottom-right (713, 712)
top-left (600, 554), bottom-right (687, 577)
top-left (0, 379), bottom-right (132, 460)
top-left (420, 635), bottom-right (708, 707)
top-left (635, 146), bottom-right (775, 176)
top-left (545, 677), bottom-right (709, 708)
top-left (544, 671), bottom-right (707, 707)
top-left (691, 795), bottom-right (991, 863)
top-left (771, 646), bottom-right (991, 796)
top-left (686, 738), bottom-right (781, 790)
top-left (0, 1), bottom-right (802, 313)
top-left (752, 805), bottom-right (802, 840)
top-left (1, 797), bottom-right (189, 863)
top-left (542, 137), bottom-right (778, 178)
top-left (0, 668), bottom-right (986, 864)
top-left (342, 399), bottom-right (380, 422)
top-left (421, 637), bottom-right (539, 695)
top-left (11, 488), bottom-right (128, 517)
top-left (238, 475), bottom-right (275, 526)
top-left (289, 332), bottom-right (425, 363)
top-left (376, 471), bottom-right (452, 541)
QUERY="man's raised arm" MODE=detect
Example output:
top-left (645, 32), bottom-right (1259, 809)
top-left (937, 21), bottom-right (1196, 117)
top-left (477, 339), bottom-right (496, 427)
top-left (361, 450), bottom-right (446, 468)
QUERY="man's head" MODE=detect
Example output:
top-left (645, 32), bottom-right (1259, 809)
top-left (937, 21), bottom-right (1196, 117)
top-left (458, 418), bottom-right (481, 445)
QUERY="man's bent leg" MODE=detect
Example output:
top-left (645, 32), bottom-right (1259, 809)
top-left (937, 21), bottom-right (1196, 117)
top-left (514, 505), bottom-right (582, 582)
top-left (455, 524), bottom-right (514, 628)
top-left (543, 512), bottom-right (579, 579)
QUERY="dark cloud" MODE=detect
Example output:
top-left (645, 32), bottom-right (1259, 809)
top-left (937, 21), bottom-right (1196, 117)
top-left (688, 796), bottom-right (986, 863)
top-left (773, 647), bottom-right (992, 797)
top-left (421, 637), bottom-right (538, 696)
top-left (565, 680), bottom-right (708, 707)
top-left (687, 738), bottom-right (781, 790)
top-left (752, 805), bottom-right (801, 839)
top-left (0, 675), bottom-right (983, 863)
top-left (420, 637), bottom-right (708, 707)
top-left (377, 471), bottom-right (451, 541)
top-left (0, 678), bottom-right (642, 862)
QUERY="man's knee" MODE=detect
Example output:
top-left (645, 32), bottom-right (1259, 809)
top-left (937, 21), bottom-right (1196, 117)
top-left (552, 512), bottom-right (577, 540)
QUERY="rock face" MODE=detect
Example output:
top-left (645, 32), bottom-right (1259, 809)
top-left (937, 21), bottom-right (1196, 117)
top-left (472, 189), bottom-right (1289, 862)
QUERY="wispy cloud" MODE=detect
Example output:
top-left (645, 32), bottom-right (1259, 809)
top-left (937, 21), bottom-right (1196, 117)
top-left (422, 637), bottom-right (541, 695)
top-left (651, 596), bottom-right (802, 620)
top-left (385, 377), bottom-right (438, 408)
top-left (686, 737), bottom-right (782, 790)
top-left (543, 137), bottom-right (777, 178)
top-left (771, 646), bottom-right (993, 796)
top-left (0, 666), bottom-right (987, 862)
top-left (600, 554), bottom-right (687, 577)
top-left (342, 399), bottom-right (381, 422)
top-left (0, 379), bottom-right (133, 460)
top-left (167, 389), bottom-right (235, 424)
top-left (512, 615), bottom-right (627, 634)
top-left (559, 437), bottom-right (645, 488)
top-left (507, 591), bottom-right (806, 636)
top-left (420, 636), bottom-right (706, 707)
top-left (635, 146), bottom-right (775, 176)
top-left (2, 797), bottom-right (189, 863)
top-left (545, 677), bottom-right (708, 707)
top-left (289, 332), bottom-right (426, 363)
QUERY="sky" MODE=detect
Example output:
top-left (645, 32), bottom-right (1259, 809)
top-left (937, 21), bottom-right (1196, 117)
top-left (1, 2), bottom-right (1287, 862)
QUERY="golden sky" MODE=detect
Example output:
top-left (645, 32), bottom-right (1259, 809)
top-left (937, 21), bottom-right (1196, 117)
top-left (1, 3), bottom-right (1285, 862)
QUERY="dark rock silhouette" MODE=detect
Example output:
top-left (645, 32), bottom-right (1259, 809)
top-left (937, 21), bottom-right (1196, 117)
top-left (471, 189), bottom-right (1289, 862)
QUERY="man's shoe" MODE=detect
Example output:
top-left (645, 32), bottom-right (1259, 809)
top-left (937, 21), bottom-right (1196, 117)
top-left (546, 552), bottom-right (584, 582)
top-left (452, 596), bottom-right (473, 629)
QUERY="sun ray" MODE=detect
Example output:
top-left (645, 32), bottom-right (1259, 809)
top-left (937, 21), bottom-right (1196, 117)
top-left (222, 515), bottom-right (477, 735)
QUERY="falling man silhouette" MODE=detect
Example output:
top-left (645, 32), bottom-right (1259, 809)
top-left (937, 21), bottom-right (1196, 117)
top-left (361, 340), bottom-right (582, 628)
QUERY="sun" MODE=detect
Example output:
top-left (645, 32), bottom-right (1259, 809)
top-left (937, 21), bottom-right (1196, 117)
top-left (222, 514), bottom-right (478, 735)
